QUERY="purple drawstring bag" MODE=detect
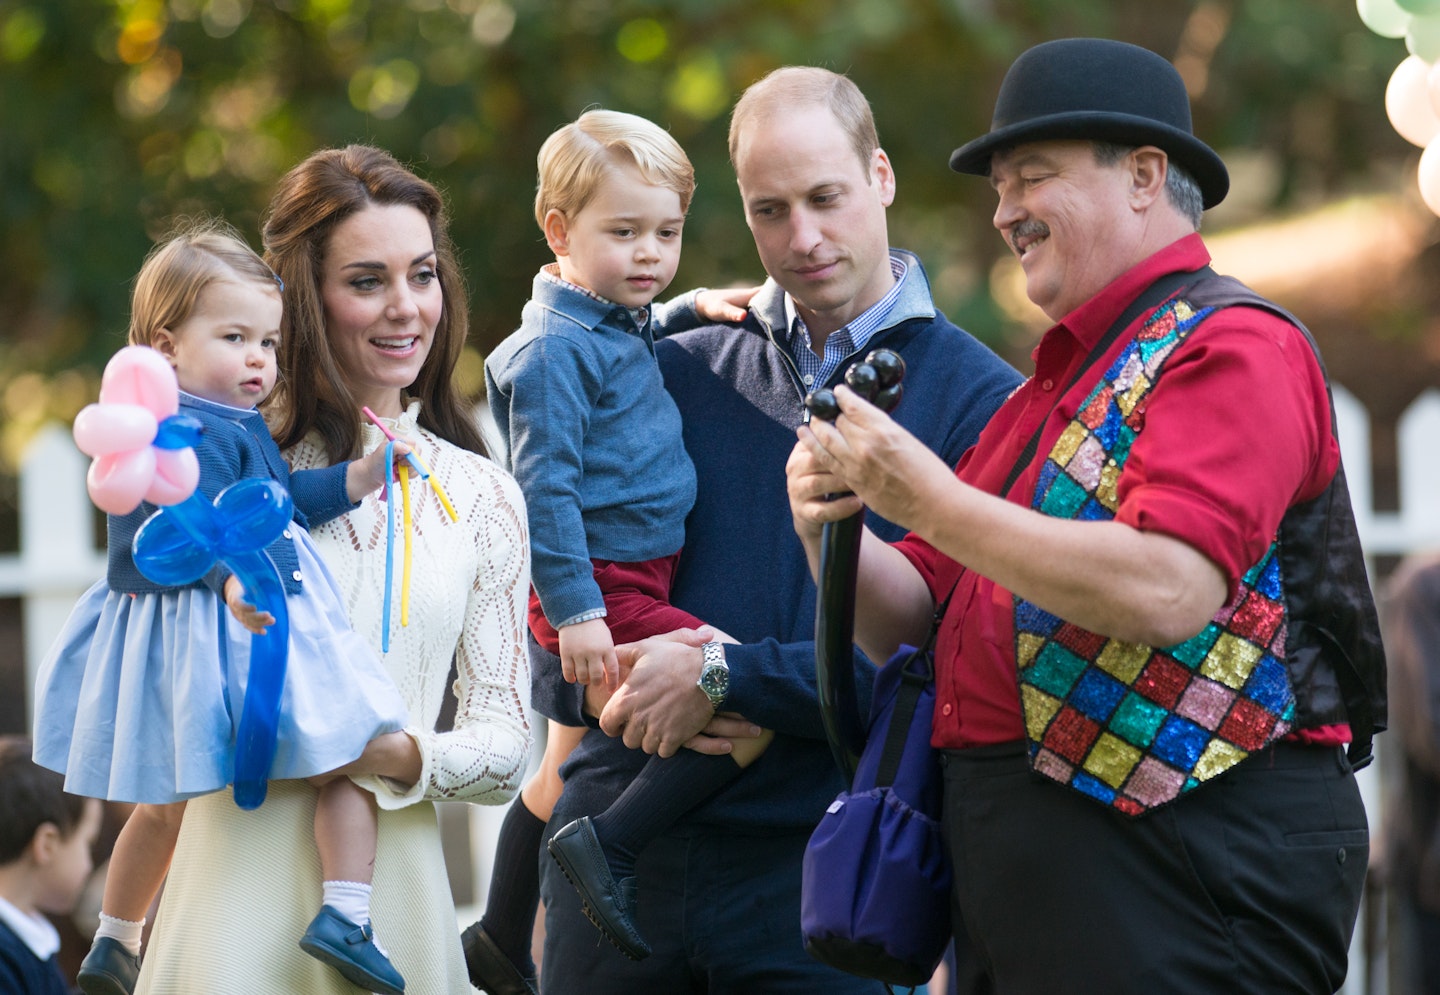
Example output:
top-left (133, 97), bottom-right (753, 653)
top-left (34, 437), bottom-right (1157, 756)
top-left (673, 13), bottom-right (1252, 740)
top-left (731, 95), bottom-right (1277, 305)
top-left (801, 641), bottom-right (952, 987)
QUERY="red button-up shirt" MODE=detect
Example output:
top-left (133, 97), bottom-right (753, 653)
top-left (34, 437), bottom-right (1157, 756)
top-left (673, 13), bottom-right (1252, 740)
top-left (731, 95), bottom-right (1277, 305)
top-left (895, 234), bottom-right (1346, 749)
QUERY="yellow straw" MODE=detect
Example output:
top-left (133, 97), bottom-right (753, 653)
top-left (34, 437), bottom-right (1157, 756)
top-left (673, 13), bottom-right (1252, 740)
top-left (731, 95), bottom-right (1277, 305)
top-left (416, 452), bottom-right (459, 522)
top-left (361, 405), bottom-right (457, 522)
top-left (400, 465), bottom-right (413, 626)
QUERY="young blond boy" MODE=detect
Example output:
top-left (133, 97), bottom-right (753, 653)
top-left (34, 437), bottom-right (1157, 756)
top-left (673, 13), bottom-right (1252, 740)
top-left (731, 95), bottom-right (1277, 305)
top-left (469, 110), bottom-right (765, 989)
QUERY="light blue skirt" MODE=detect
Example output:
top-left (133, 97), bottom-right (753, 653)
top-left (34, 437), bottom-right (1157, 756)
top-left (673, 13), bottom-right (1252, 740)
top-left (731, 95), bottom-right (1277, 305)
top-left (32, 529), bottom-right (408, 804)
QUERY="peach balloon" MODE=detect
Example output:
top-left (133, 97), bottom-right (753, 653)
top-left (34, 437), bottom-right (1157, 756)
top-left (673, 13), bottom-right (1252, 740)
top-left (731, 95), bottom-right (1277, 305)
top-left (1417, 138), bottom-right (1440, 216)
top-left (1387, 55), bottom-right (1440, 146)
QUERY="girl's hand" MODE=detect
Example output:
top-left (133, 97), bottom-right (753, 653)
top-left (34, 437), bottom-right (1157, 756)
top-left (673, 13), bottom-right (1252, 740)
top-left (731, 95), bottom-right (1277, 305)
top-left (224, 575), bottom-right (275, 635)
top-left (695, 285), bottom-right (760, 323)
top-left (347, 439), bottom-right (414, 501)
top-left (559, 617), bottom-right (619, 687)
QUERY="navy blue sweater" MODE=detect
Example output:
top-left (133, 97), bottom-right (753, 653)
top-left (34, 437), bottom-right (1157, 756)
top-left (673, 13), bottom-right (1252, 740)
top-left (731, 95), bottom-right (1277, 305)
top-left (536, 252), bottom-right (1023, 833)
top-left (0, 919), bottom-right (69, 995)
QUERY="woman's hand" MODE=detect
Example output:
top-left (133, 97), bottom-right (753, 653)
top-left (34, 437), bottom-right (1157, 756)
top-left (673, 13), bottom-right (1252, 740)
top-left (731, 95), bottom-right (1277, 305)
top-left (328, 730), bottom-right (423, 788)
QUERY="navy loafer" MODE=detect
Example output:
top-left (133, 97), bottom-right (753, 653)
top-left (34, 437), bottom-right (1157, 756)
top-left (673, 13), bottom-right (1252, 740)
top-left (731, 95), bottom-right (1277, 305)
top-left (546, 816), bottom-right (651, 961)
top-left (460, 920), bottom-right (538, 995)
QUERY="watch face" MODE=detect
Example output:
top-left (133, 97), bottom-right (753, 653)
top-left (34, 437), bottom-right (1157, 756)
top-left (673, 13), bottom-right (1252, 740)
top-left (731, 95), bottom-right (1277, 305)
top-left (699, 644), bottom-right (728, 704)
top-left (701, 667), bottom-right (728, 696)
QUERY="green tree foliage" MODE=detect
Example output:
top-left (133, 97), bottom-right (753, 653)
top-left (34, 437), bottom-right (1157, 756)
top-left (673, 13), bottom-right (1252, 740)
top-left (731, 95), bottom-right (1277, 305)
top-left (0, 0), bottom-right (1417, 463)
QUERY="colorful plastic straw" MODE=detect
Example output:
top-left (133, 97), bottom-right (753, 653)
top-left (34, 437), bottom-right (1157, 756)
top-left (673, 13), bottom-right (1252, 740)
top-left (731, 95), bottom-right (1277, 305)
top-left (400, 463), bottom-right (413, 626)
top-left (381, 440), bottom-right (395, 653)
top-left (362, 405), bottom-right (458, 522)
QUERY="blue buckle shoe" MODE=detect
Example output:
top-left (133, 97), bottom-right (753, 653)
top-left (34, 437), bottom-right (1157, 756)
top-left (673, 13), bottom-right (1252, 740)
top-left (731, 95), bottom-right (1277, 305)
top-left (77, 937), bottom-right (141, 995)
top-left (546, 816), bottom-right (651, 961)
top-left (299, 905), bottom-right (406, 994)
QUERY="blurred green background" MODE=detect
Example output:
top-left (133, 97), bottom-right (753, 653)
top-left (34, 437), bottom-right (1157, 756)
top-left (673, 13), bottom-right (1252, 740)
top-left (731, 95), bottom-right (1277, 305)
top-left (1, 0), bottom-right (1433, 478)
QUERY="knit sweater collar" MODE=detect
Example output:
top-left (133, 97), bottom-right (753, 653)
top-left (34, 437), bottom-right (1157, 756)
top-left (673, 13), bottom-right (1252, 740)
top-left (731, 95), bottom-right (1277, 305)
top-left (358, 399), bottom-right (422, 451)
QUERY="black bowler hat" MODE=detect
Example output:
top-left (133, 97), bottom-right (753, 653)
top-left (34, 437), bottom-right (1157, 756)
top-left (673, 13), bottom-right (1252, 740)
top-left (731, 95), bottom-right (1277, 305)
top-left (949, 38), bottom-right (1229, 209)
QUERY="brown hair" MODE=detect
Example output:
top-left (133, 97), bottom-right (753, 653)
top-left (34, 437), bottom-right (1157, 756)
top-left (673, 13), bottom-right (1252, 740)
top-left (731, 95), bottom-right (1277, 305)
top-left (128, 217), bottom-right (278, 348)
top-left (729, 66), bottom-right (880, 176)
top-left (535, 109), bottom-right (696, 230)
top-left (0, 737), bottom-right (89, 865)
top-left (262, 144), bottom-right (486, 462)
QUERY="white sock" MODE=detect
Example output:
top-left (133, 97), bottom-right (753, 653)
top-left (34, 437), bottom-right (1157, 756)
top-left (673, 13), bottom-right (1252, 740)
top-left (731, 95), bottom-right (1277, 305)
top-left (95, 912), bottom-right (144, 957)
top-left (321, 880), bottom-right (372, 927)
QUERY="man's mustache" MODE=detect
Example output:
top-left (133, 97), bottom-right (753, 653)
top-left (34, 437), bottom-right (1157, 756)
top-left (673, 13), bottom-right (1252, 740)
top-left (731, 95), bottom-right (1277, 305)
top-left (1009, 219), bottom-right (1051, 254)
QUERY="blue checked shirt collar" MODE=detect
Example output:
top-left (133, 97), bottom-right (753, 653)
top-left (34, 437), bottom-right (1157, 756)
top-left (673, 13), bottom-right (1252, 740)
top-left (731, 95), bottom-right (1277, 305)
top-left (786, 255), bottom-right (908, 389)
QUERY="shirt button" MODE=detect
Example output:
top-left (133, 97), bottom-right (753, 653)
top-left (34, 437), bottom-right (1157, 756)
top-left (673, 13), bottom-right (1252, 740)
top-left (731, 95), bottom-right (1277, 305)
top-left (282, 529), bottom-right (292, 539)
top-left (1041, 378), bottom-right (1055, 391)
top-left (291, 570), bottom-right (302, 582)
top-left (941, 703), bottom-right (953, 716)
top-left (803, 374), bottom-right (814, 386)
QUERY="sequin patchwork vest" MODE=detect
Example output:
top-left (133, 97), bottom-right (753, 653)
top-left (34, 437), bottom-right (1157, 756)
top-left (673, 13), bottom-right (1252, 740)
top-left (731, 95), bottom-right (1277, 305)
top-left (1014, 292), bottom-right (1300, 816)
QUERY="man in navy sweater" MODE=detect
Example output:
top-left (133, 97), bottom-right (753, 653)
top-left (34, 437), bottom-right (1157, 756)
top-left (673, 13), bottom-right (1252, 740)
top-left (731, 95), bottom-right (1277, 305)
top-left (532, 66), bottom-right (1021, 994)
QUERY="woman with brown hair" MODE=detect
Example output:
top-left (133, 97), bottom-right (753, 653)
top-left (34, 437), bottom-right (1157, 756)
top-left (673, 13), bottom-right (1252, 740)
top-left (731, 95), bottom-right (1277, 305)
top-left (136, 145), bottom-right (533, 994)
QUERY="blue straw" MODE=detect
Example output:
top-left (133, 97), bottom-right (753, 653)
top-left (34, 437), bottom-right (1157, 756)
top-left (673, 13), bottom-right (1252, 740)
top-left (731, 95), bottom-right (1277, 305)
top-left (381, 439), bottom-right (395, 653)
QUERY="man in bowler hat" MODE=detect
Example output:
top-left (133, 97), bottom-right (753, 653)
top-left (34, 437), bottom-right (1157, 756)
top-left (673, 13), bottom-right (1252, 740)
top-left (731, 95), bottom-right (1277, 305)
top-left (786, 37), bottom-right (1385, 993)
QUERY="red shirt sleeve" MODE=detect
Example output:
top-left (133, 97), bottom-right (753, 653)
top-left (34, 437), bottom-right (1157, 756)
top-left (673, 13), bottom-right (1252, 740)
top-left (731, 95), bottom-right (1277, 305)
top-left (1112, 305), bottom-right (1338, 595)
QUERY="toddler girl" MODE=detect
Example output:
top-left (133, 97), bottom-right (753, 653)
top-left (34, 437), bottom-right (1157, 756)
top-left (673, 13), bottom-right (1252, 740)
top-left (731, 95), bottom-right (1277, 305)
top-left (33, 220), bottom-right (410, 995)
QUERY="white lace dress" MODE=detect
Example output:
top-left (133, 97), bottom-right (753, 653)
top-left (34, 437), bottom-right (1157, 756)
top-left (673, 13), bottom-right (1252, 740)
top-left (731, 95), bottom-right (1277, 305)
top-left (137, 402), bottom-right (533, 994)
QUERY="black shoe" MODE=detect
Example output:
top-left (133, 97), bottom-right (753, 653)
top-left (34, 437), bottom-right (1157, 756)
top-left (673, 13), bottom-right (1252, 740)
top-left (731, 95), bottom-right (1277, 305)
top-left (546, 816), bottom-right (651, 961)
top-left (460, 920), bottom-right (538, 995)
top-left (299, 905), bottom-right (406, 995)
top-left (77, 937), bottom-right (141, 995)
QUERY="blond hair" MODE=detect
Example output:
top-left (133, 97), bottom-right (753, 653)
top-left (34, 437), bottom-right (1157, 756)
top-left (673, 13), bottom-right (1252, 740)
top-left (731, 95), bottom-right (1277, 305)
top-left (729, 66), bottom-right (879, 176)
top-left (128, 218), bottom-right (278, 348)
top-left (534, 109), bottom-right (695, 229)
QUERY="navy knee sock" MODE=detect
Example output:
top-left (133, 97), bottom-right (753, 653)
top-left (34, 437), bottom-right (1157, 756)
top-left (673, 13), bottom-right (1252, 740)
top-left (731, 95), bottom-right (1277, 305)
top-left (479, 796), bottom-right (545, 974)
top-left (589, 751), bottom-right (743, 881)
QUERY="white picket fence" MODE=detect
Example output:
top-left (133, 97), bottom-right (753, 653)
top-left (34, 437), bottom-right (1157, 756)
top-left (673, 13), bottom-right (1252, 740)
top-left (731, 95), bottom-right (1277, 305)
top-left (5, 387), bottom-right (1439, 992)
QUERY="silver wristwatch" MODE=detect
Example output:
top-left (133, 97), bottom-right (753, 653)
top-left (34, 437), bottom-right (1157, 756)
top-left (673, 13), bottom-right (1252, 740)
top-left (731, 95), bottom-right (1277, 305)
top-left (696, 640), bottom-right (729, 712)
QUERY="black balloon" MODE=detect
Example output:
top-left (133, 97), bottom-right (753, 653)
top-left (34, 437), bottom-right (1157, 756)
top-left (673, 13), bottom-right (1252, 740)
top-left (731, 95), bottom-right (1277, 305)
top-left (844, 362), bottom-right (879, 399)
top-left (867, 349), bottom-right (906, 389)
top-left (805, 388), bottom-right (840, 422)
top-left (874, 383), bottom-right (903, 412)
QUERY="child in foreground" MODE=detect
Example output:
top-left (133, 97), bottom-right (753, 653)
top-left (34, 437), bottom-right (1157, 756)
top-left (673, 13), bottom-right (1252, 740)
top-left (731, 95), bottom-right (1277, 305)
top-left (0, 736), bottom-right (102, 995)
top-left (468, 109), bottom-right (769, 988)
top-left (32, 220), bottom-right (411, 995)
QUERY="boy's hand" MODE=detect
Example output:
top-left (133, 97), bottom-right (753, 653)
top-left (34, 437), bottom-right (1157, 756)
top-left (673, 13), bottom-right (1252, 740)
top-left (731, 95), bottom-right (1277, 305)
top-left (224, 575), bottom-right (275, 635)
top-left (347, 439), bottom-right (414, 502)
top-left (559, 618), bottom-right (619, 687)
top-left (695, 285), bottom-right (760, 323)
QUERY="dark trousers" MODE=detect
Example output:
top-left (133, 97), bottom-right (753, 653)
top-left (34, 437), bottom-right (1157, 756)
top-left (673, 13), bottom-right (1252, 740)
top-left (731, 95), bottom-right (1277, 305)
top-left (538, 829), bottom-right (889, 995)
top-left (941, 741), bottom-right (1368, 995)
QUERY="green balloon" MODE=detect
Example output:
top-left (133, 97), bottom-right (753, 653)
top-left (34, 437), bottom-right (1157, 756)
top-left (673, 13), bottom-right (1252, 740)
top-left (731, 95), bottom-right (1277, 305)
top-left (1410, 13), bottom-right (1440, 60)
top-left (1398, 0), bottom-right (1440, 15)
top-left (1361, 0), bottom-right (1414, 36)
top-left (1363, 0), bottom-right (1415, 36)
